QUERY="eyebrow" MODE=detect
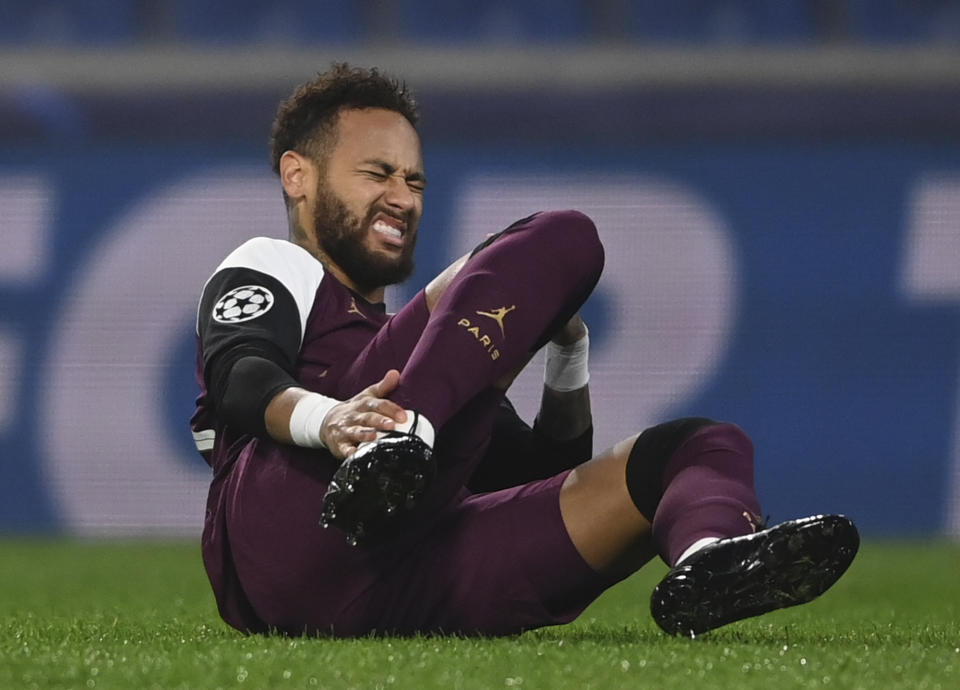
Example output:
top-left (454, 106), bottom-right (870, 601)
top-left (362, 158), bottom-right (428, 186)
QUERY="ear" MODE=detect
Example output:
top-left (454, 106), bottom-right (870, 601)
top-left (279, 150), bottom-right (314, 202)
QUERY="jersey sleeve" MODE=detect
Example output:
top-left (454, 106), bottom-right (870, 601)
top-left (197, 237), bottom-right (325, 391)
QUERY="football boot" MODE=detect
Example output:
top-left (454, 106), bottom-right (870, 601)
top-left (320, 411), bottom-right (435, 546)
top-left (651, 514), bottom-right (860, 637)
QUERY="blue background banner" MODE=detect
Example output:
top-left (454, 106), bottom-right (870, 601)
top-left (1, 133), bottom-right (958, 536)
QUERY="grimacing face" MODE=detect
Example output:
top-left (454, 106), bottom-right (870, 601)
top-left (312, 108), bottom-right (425, 295)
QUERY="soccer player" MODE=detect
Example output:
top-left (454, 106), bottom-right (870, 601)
top-left (191, 63), bottom-right (859, 637)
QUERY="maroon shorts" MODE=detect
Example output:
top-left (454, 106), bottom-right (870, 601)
top-left (224, 442), bottom-right (609, 636)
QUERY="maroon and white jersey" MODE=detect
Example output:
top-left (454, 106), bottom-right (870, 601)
top-left (190, 237), bottom-right (388, 474)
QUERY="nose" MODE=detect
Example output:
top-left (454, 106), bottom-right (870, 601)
top-left (383, 175), bottom-right (417, 215)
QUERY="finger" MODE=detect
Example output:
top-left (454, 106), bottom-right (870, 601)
top-left (329, 424), bottom-right (374, 459)
top-left (362, 412), bottom-right (401, 431)
top-left (327, 435), bottom-right (352, 460)
top-left (355, 372), bottom-right (393, 401)
top-left (338, 428), bottom-right (375, 458)
top-left (370, 369), bottom-right (401, 398)
top-left (339, 424), bottom-right (373, 439)
top-left (362, 399), bottom-right (407, 425)
top-left (368, 370), bottom-right (407, 423)
top-left (552, 314), bottom-right (588, 346)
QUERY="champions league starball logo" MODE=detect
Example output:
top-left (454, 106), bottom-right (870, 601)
top-left (212, 285), bottom-right (275, 323)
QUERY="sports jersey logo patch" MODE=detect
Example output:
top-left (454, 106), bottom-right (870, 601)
top-left (475, 305), bottom-right (516, 336)
top-left (213, 285), bottom-right (275, 323)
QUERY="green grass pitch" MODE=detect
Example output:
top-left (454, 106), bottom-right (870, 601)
top-left (1, 539), bottom-right (957, 689)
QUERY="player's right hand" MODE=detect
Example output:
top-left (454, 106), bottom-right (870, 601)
top-left (320, 369), bottom-right (409, 460)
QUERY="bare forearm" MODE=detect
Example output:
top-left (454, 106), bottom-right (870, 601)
top-left (535, 384), bottom-right (592, 441)
top-left (264, 387), bottom-right (312, 443)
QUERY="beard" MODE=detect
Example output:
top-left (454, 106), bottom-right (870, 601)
top-left (312, 182), bottom-right (416, 294)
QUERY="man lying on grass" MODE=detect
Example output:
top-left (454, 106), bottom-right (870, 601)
top-left (190, 63), bottom-right (859, 637)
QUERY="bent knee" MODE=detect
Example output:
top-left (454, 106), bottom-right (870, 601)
top-left (698, 422), bottom-right (754, 457)
top-left (538, 208), bottom-right (596, 232)
top-left (535, 209), bottom-right (601, 248)
top-left (532, 209), bottom-right (604, 277)
top-left (625, 417), bottom-right (747, 522)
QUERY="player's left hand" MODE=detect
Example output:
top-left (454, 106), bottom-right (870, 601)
top-left (551, 312), bottom-right (588, 346)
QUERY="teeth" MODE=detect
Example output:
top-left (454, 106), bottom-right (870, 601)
top-left (373, 220), bottom-right (402, 238)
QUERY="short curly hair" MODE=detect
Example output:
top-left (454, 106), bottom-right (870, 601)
top-left (269, 62), bottom-right (419, 176)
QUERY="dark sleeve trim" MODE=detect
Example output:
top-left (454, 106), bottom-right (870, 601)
top-left (197, 263), bottom-right (306, 435)
top-left (219, 355), bottom-right (299, 436)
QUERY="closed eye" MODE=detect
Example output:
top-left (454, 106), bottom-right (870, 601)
top-left (407, 178), bottom-right (426, 193)
top-left (361, 159), bottom-right (426, 186)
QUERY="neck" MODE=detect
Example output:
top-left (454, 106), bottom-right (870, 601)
top-left (308, 244), bottom-right (386, 304)
top-left (330, 265), bottom-right (385, 304)
top-left (289, 210), bottom-right (318, 256)
top-left (288, 212), bottom-right (385, 304)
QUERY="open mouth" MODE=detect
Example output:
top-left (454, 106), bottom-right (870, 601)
top-left (371, 216), bottom-right (405, 248)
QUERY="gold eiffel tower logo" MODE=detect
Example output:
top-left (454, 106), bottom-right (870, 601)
top-left (347, 298), bottom-right (365, 319)
top-left (475, 305), bottom-right (516, 336)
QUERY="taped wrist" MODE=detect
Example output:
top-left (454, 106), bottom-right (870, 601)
top-left (288, 393), bottom-right (339, 449)
top-left (544, 331), bottom-right (590, 392)
top-left (220, 355), bottom-right (299, 436)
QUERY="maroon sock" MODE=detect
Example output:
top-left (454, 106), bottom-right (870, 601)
top-left (390, 210), bottom-right (604, 428)
top-left (651, 423), bottom-right (763, 567)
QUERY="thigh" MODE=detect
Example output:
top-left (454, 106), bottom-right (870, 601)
top-left (336, 289), bottom-right (431, 397)
top-left (224, 439), bottom-right (384, 635)
top-left (222, 432), bottom-right (505, 636)
top-left (334, 471), bottom-right (618, 636)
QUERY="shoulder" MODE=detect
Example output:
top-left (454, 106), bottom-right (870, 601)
top-left (208, 237), bottom-right (325, 310)
top-left (198, 237), bottom-right (326, 338)
top-left (215, 237), bottom-right (322, 281)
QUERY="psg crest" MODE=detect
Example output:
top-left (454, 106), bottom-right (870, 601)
top-left (213, 285), bottom-right (275, 323)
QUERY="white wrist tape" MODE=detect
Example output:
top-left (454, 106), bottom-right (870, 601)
top-left (544, 332), bottom-right (590, 392)
top-left (288, 393), bottom-right (339, 449)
